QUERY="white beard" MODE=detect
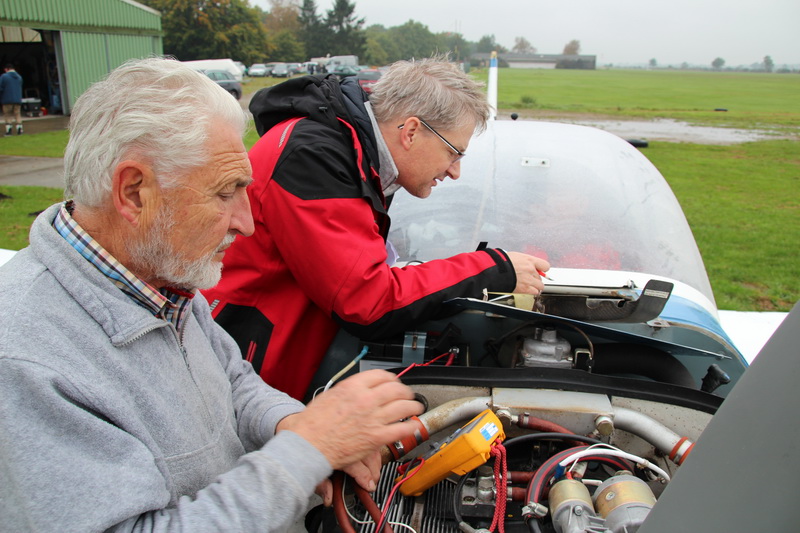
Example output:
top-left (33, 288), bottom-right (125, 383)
top-left (127, 207), bottom-right (235, 290)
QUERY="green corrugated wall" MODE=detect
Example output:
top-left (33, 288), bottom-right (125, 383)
top-left (0, 0), bottom-right (161, 33)
top-left (60, 31), bottom-right (162, 112)
top-left (1, 0), bottom-right (163, 113)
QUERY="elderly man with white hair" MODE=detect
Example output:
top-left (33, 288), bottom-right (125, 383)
top-left (0, 57), bottom-right (423, 532)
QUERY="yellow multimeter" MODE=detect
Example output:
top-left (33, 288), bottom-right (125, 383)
top-left (398, 408), bottom-right (505, 496)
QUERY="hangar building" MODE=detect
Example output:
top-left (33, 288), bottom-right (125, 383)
top-left (473, 52), bottom-right (597, 70)
top-left (0, 0), bottom-right (162, 115)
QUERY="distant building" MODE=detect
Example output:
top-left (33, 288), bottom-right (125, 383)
top-left (473, 53), bottom-right (596, 70)
top-left (0, 0), bottom-right (163, 115)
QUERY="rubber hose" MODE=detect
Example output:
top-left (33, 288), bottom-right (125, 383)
top-left (516, 416), bottom-right (588, 447)
top-left (332, 472), bottom-right (357, 533)
top-left (517, 414), bottom-right (574, 435)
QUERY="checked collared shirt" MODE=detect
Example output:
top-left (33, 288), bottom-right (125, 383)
top-left (53, 201), bottom-right (193, 335)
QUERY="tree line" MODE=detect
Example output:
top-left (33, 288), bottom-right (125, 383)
top-left (138, 0), bottom-right (578, 66)
top-left (641, 56), bottom-right (783, 73)
top-left (712, 56), bottom-right (777, 72)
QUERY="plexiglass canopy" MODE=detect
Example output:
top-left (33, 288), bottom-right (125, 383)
top-left (387, 120), bottom-right (715, 303)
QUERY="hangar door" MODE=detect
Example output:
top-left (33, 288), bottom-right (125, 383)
top-left (59, 31), bottom-right (162, 114)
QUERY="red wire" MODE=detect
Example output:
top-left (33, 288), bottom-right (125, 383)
top-left (374, 458), bottom-right (426, 532)
top-left (354, 482), bottom-right (394, 533)
top-left (396, 351), bottom-right (454, 378)
top-left (489, 443), bottom-right (508, 533)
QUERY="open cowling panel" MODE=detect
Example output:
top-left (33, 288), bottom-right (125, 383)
top-left (315, 290), bottom-right (742, 533)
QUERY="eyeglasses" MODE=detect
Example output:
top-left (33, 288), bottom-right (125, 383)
top-left (398, 118), bottom-right (466, 162)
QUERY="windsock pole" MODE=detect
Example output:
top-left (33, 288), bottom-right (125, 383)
top-left (487, 51), bottom-right (498, 120)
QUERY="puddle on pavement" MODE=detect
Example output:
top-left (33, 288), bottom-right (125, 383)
top-left (554, 118), bottom-right (789, 144)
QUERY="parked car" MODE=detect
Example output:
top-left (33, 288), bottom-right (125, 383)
top-left (354, 68), bottom-right (382, 94)
top-left (332, 65), bottom-right (359, 78)
top-left (286, 62), bottom-right (302, 75)
top-left (202, 69), bottom-right (242, 100)
top-left (263, 62), bottom-right (280, 76)
top-left (183, 59), bottom-right (242, 82)
top-left (271, 63), bottom-right (290, 78)
top-left (248, 63), bottom-right (268, 77)
top-left (233, 61), bottom-right (247, 77)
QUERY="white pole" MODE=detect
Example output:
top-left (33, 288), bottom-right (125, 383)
top-left (487, 51), bottom-right (498, 120)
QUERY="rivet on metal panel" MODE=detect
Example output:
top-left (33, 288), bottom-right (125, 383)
top-left (521, 157), bottom-right (550, 167)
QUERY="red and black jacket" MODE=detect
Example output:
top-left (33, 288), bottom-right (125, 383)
top-left (203, 75), bottom-right (517, 400)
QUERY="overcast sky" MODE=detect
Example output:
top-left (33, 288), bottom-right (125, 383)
top-left (253, 0), bottom-right (799, 67)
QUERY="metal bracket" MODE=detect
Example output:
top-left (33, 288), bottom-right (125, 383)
top-left (402, 331), bottom-right (427, 366)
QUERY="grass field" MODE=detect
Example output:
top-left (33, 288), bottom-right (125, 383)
top-left (644, 140), bottom-right (798, 311)
top-left (0, 68), bottom-right (797, 311)
top-left (482, 67), bottom-right (800, 131)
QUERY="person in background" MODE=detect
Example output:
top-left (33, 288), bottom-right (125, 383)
top-left (0, 63), bottom-right (24, 135)
top-left (0, 57), bottom-right (423, 532)
top-left (203, 56), bottom-right (551, 400)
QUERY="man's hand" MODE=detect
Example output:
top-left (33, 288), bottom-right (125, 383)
top-left (506, 251), bottom-right (551, 295)
top-left (314, 452), bottom-right (381, 506)
top-left (277, 370), bottom-right (423, 487)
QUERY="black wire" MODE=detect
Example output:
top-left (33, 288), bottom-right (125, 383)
top-left (451, 470), bottom-right (473, 526)
top-left (372, 492), bottom-right (392, 533)
top-left (527, 517), bottom-right (545, 533)
top-left (476, 332), bottom-right (507, 367)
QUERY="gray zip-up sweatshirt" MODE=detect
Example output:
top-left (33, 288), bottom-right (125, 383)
top-left (0, 204), bottom-right (332, 532)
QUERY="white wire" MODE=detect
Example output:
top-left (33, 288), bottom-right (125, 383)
top-left (341, 475), bottom-right (418, 533)
top-left (324, 346), bottom-right (369, 392)
top-left (387, 521), bottom-right (418, 533)
top-left (559, 443), bottom-right (671, 482)
top-left (579, 443), bottom-right (619, 455)
top-left (322, 378), bottom-right (336, 393)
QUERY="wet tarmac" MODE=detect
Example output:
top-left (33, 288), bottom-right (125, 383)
top-left (0, 154), bottom-right (65, 188)
top-left (552, 117), bottom-right (792, 145)
top-left (1, 114), bottom-right (69, 188)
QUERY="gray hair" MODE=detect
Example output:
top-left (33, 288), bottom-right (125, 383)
top-left (369, 55), bottom-right (491, 134)
top-left (64, 56), bottom-right (247, 207)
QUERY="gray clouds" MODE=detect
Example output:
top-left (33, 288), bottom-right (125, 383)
top-left (253, 0), bottom-right (799, 67)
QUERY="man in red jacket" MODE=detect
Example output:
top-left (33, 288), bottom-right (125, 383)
top-left (203, 57), bottom-right (550, 400)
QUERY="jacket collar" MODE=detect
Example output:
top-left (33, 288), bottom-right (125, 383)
top-left (29, 204), bottom-right (170, 347)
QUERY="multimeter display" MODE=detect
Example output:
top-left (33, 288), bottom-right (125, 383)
top-left (398, 409), bottom-right (505, 496)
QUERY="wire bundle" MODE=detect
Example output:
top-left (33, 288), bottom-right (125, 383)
top-left (489, 443), bottom-right (508, 533)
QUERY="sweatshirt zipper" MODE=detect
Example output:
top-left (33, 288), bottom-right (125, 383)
top-left (118, 321), bottom-right (190, 371)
